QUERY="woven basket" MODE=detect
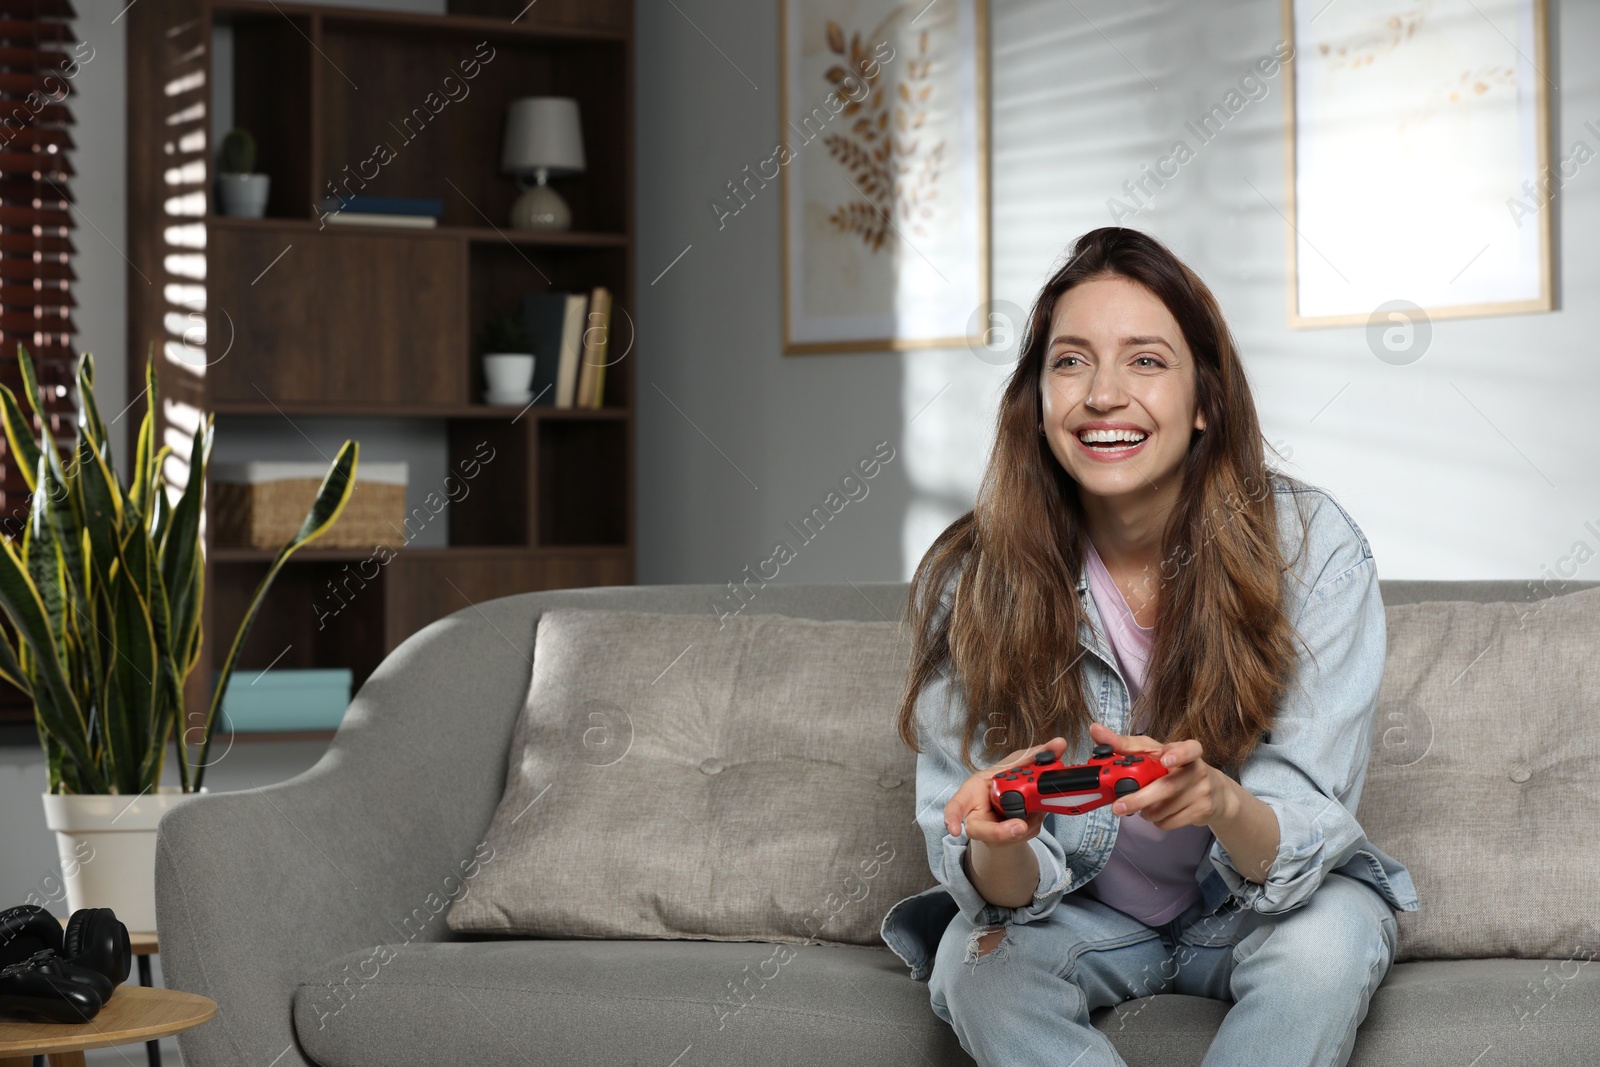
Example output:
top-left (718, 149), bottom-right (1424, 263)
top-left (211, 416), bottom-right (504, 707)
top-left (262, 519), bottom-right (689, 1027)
top-left (214, 476), bottom-right (405, 550)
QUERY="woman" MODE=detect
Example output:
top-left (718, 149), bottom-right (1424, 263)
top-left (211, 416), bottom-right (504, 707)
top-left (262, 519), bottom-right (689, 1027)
top-left (877, 227), bottom-right (1419, 1067)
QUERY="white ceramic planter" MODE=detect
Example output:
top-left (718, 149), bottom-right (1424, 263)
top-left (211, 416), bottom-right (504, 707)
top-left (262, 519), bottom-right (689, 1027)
top-left (483, 352), bottom-right (536, 404)
top-left (41, 788), bottom-right (204, 932)
top-left (217, 172), bottom-right (270, 218)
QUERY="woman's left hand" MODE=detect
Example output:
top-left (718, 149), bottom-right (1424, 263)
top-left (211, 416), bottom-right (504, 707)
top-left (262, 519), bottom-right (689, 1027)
top-left (1087, 721), bottom-right (1231, 830)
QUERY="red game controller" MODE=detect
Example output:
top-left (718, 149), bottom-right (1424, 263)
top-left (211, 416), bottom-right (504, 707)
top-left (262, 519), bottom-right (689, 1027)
top-left (989, 744), bottom-right (1169, 820)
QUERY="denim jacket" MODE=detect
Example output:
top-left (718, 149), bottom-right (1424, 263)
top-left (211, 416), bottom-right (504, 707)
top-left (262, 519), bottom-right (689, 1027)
top-left (879, 472), bottom-right (1421, 981)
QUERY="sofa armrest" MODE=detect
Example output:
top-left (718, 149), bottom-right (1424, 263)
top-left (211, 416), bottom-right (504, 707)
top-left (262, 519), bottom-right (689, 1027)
top-left (156, 591), bottom-right (539, 1067)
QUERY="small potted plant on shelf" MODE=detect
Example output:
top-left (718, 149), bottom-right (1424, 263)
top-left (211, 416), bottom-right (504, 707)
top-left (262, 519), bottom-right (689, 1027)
top-left (479, 313), bottom-right (536, 405)
top-left (216, 127), bottom-right (269, 218)
top-left (0, 342), bottom-right (359, 932)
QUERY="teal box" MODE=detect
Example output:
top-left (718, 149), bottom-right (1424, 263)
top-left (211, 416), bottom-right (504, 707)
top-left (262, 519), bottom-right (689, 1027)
top-left (212, 668), bottom-right (353, 732)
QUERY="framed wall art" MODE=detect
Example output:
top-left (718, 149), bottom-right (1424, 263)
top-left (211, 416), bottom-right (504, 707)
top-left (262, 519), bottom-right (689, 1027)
top-left (779, 0), bottom-right (990, 353)
top-left (1283, 0), bottom-right (1553, 327)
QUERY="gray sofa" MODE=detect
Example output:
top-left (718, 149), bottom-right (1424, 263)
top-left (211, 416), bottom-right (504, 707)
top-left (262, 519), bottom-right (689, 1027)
top-left (156, 578), bottom-right (1600, 1067)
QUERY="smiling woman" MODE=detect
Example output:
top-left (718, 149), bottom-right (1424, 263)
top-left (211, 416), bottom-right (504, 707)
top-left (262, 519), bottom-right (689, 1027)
top-left (882, 226), bottom-right (1415, 1067)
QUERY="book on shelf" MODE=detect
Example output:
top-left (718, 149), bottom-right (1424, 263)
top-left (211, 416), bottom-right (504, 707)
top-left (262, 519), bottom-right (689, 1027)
top-left (324, 212), bottom-right (438, 229)
top-left (555, 294), bottom-right (587, 407)
top-left (521, 291), bottom-right (568, 408)
top-left (575, 286), bottom-right (612, 409)
top-left (320, 194), bottom-right (444, 218)
top-left (521, 286), bottom-right (614, 409)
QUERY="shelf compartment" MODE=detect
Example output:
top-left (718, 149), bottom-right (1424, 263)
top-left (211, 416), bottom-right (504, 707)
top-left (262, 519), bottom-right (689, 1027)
top-left (445, 417), bottom-right (530, 547)
top-left (315, 30), bottom-right (627, 233)
top-left (208, 224), bottom-right (468, 406)
top-left (468, 241), bottom-right (631, 410)
top-left (536, 417), bottom-right (626, 547)
top-left (209, 553), bottom-right (390, 695)
top-left (215, 8), bottom-right (314, 220)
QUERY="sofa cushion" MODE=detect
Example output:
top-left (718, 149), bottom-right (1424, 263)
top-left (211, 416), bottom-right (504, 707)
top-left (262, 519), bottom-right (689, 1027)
top-left (290, 942), bottom-right (1600, 1067)
top-left (445, 608), bottom-right (935, 947)
top-left (293, 940), bottom-right (959, 1067)
top-left (1356, 588), bottom-right (1600, 961)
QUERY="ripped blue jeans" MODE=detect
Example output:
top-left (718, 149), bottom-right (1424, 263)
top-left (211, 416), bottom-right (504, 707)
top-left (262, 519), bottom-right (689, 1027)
top-left (927, 872), bottom-right (1398, 1067)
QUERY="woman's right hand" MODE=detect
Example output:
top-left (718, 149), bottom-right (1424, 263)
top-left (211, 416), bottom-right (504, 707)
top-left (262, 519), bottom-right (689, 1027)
top-left (943, 736), bottom-right (1069, 847)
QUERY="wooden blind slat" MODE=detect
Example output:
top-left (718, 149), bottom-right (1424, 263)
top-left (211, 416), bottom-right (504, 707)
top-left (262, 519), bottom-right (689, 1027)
top-left (0, 309), bottom-right (71, 331)
top-left (0, 203), bottom-right (73, 227)
top-left (0, 284), bottom-right (71, 306)
top-left (0, 233), bottom-right (73, 254)
top-left (0, 262), bottom-right (74, 281)
top-left (0, 151), bottom-right (74, 177)
top-left (0, 17), bottom-right (77, 41)
top-left (0, 126), bottom-right (76, 150)
top-left (0, 46), bottom-right (75, 68)
top-left (0, 0), bottom-right (76, 19)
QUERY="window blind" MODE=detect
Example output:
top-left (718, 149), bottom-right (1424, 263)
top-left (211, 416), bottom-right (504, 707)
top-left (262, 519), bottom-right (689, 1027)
top-left (0, 0), bottom-right (80, 729)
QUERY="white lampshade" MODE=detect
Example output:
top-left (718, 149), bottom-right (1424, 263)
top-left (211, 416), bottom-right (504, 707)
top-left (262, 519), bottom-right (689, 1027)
top-left (501, 97), bottom-right (585, 177)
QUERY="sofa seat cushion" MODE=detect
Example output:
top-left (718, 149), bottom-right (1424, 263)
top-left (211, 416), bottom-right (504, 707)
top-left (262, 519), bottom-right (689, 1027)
top-left (290, 942), bottom-right (1600, 1067)
top-left (292, 938), bottom-right (961, 1067)
top-left (1356, 589), bottom-right (1600, 960)
top-left (445, 608), bottom-right (936, 947)
top-left (1085, 958), bottom-right (1600, 1066)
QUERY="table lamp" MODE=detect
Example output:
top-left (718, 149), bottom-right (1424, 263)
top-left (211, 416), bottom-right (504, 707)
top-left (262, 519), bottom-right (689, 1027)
top-left (501, 96), bottom-right (586, 231)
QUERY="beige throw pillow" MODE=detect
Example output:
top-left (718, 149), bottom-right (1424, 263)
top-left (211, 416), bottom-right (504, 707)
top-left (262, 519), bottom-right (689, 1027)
top-left (446, 607), bottom-right (934, 947)
top-left (1358, 588), bottom-right (1600, 961)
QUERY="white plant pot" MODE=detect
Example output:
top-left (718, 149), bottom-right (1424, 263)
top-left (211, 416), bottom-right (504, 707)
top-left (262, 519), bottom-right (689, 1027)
top-left (217, 172), bottom-right (270, 218)
top-left (41, 788), bottom-right (204, 933)
top-left (483, 352), bottom-right (536, 399)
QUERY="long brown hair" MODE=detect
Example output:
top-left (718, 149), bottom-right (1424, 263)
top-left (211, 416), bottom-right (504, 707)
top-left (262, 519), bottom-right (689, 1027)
top-left (896, 226), bottom-right (1309, 776)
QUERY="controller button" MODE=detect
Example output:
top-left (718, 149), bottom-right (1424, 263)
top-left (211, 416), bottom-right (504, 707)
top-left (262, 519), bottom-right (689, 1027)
top-left (699, 758), bottom-right (724, 775)
top-left (1092, 744), bottom-right (1114, 759)
top-left (1034, 751), bottom-right (1055, 764)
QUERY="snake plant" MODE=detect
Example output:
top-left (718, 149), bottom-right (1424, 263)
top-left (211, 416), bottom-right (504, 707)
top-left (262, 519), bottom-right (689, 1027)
top-left (0, 343), bottom-right (359, 794)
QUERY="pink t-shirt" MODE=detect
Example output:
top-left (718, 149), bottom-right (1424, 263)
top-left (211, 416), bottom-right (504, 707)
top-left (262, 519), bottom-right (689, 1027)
top-left (1078, 538), bottom-right (1214, 926)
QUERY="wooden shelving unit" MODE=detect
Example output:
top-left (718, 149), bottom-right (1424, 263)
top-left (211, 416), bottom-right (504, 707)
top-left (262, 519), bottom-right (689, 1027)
top-left (125, 0), bottom-right (635, 734)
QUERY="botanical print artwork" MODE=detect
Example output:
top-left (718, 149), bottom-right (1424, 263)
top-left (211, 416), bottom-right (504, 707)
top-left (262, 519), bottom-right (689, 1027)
top-left (1289, 0), bottom-right (1550, 325)
top-left (822, 23), bottom-right (942, 250)
top-left (781, 0), bottom-right (987, 352)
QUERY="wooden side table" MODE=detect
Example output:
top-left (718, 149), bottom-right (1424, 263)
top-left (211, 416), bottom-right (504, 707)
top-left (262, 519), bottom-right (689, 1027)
top-left (0, 985), bottom-right (215, 1067)
top-left (56, 922), bottom-right (163, 1067)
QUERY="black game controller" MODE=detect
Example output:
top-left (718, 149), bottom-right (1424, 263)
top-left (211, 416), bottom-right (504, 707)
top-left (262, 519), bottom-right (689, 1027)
top-left (0, 949), bottom-right (105, 1023)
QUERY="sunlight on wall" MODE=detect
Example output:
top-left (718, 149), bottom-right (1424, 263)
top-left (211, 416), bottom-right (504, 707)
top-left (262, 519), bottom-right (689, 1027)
top-left (900, 349), bottom-right (1006, 580)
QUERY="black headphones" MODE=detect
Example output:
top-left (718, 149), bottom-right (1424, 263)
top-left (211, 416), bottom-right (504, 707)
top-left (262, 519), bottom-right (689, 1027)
top-left (0, 904), bottom-right (131, 987)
